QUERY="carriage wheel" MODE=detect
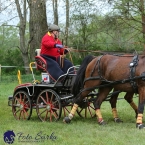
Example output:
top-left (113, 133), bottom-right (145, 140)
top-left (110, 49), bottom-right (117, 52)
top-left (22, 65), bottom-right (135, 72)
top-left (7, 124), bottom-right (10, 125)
top-left (76, 96), bottom-right (96, 118)
top-left (12, 91), bottom-right (32, 120)
top-left (36, 89), bottom-right (62, 122)
top-left (62, 103), bottom-right (73, 117)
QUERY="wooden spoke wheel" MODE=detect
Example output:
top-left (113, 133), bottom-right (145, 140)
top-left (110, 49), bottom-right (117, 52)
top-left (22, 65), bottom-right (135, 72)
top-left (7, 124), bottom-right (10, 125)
top-left (62, 103), bottom-right (73, 117)
top-left (36, 89), bottom-right (62, 122)
top-left (12, 91), bottom-right (32, 120)
top-left (76, 96), bottom-right (96, 118)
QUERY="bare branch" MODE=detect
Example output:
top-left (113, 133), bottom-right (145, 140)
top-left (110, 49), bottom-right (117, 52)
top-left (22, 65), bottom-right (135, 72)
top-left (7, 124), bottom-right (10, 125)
top-left (14, 0), bottom-right (23, 21)
top-left (1, 24), bottom-right (19, 27)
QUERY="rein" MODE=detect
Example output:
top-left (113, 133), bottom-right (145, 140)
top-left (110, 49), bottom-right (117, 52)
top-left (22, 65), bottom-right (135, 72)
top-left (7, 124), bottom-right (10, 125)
top-left (79, 74), bottom-right (145, 95)
top-left (60, 48), bottom-right (74, 68)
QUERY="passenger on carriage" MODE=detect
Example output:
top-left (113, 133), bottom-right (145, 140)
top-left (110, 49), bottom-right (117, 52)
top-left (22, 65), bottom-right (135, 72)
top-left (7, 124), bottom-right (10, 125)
top-left (40, 24), bottom-right (74, 82)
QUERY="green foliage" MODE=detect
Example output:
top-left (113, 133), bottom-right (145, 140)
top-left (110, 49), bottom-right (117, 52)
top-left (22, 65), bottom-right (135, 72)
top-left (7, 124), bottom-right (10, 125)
top-left (69, 11), bottom-right (144, 54)
top-left (0, 25), bottom-right (19, 50)
top-left (0, 48), bottom-right (24, 75)
top-left (0, 25), bottom-right (24, 75)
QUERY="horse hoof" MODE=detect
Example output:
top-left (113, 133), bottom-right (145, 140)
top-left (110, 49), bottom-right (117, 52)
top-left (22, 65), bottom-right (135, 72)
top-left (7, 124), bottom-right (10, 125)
top-left (63, 117), bottom-right (71, 123)
top-left (114, 118), bottom-right (123, 123)
top-left (99, 120), bottom-right (106, 125)
top-left (136, 123), bottom-right (145, 129)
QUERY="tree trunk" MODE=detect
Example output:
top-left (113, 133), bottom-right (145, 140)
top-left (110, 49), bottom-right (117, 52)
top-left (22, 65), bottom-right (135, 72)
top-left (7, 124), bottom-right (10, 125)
top-left (53, 0), bottom-right (58, 25)
top-left (15, 0), bottom-right (30, 74)
top-left (140, 0), bottom-right (145, 52)
top-left (28, 0), bottom-right (48, 61)
top-left (65, 0), bottom-right (69, 46)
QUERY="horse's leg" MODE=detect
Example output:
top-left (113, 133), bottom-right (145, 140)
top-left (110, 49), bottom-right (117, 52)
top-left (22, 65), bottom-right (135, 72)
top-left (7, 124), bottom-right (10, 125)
top-left (136, 87), bottom-right (145, 129)
top-left (109, 90), bottom-right (123, 123)
top-left (124, 92), bottom-right (138, 118)
top-left (93, 87), bottom-right (112, 125)
top-left (63, 89), bottom-right (91, 123)
top-left (63, 76), bottom-right (103, 123)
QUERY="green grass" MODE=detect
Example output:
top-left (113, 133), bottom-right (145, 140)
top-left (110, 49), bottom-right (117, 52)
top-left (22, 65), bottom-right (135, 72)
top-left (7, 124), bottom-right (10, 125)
top-left (0, 81), bottom-right (145, 145)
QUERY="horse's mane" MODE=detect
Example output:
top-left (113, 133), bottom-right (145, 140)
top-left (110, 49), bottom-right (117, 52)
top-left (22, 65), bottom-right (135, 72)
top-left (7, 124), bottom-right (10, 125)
top-left (72, 55), bottom-right (94, 97)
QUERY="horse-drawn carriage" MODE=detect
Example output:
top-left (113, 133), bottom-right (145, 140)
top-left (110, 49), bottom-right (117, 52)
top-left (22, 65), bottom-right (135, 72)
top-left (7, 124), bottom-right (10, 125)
top-left (8, 53), bottom-right (96, 122)
top-left (8, 52), bottom-right (145, 129)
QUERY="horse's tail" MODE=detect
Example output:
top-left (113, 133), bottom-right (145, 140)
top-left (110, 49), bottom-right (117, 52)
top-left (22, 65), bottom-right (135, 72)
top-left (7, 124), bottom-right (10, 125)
top-left (72, 55), bottom-right (94, 97)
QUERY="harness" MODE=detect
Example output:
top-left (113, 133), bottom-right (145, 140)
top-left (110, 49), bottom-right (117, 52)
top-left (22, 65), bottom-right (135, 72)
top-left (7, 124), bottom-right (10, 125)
top-left (129, 55), bottom-right (139, 93)
top-left (82, 54), bottom-right (145, 94)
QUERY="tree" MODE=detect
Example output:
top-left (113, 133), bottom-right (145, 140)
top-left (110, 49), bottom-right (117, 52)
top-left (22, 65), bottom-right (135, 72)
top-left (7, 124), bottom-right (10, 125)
top-left (109, 0), bottom-right (145, 51)
top-left (15, 0), bottom-right (30, 73)
top-left (139, 0), bottom-right (145, 51)
top-left (69, 0), bottom-right (100, 50)
top-left (53, 0), bottom-right (58, 25)
top-left (0, 25), bottom-right (23, 75)
top-left (65, 0), bottom-right (69, 46)
top-left (28, 0), bottom-right (48, 61)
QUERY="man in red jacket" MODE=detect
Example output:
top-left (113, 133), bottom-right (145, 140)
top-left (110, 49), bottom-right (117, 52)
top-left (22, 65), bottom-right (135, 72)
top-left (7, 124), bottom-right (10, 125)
top-left (40, 24), bottom-right (74, 82)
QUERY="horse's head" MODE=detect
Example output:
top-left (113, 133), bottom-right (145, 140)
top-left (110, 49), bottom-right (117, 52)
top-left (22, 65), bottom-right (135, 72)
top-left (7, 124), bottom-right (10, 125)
top-left (3, 130), bottom-right (15, 144)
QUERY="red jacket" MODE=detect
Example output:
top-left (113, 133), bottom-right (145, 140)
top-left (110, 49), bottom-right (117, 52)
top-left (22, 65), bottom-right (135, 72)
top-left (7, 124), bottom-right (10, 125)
top-left (40, 32), bottom-right (65, 57)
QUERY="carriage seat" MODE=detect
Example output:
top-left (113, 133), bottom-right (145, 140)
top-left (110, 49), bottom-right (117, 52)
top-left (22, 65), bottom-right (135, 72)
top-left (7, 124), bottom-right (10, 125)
top-left (35, 49), bottom-right (52, 83)
top-left (35, 49), bottom-right (47, 72)
top-left (35, 49), bottom-right (76, 85)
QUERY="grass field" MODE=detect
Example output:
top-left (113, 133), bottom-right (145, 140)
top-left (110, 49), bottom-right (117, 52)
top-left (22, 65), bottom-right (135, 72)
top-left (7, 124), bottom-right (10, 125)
top-left (0, 81), bottom-right (145, 145)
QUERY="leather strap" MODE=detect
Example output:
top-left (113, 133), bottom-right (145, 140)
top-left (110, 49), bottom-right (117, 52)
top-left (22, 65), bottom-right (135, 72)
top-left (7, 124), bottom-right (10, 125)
top-left (129, 55), bottom-right (139, 93)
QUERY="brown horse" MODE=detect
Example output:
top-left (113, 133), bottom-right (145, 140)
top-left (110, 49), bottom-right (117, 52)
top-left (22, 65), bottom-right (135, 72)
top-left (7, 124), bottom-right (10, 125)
top-left (109, 90), bottom-right (137, 121)
top-left (63, 54), bottom-right (145, 129)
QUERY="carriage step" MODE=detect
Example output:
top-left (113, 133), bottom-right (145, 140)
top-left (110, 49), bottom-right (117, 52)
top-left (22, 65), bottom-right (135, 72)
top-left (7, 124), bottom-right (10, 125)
top-left (60, 95), bottom-right (74, 100)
